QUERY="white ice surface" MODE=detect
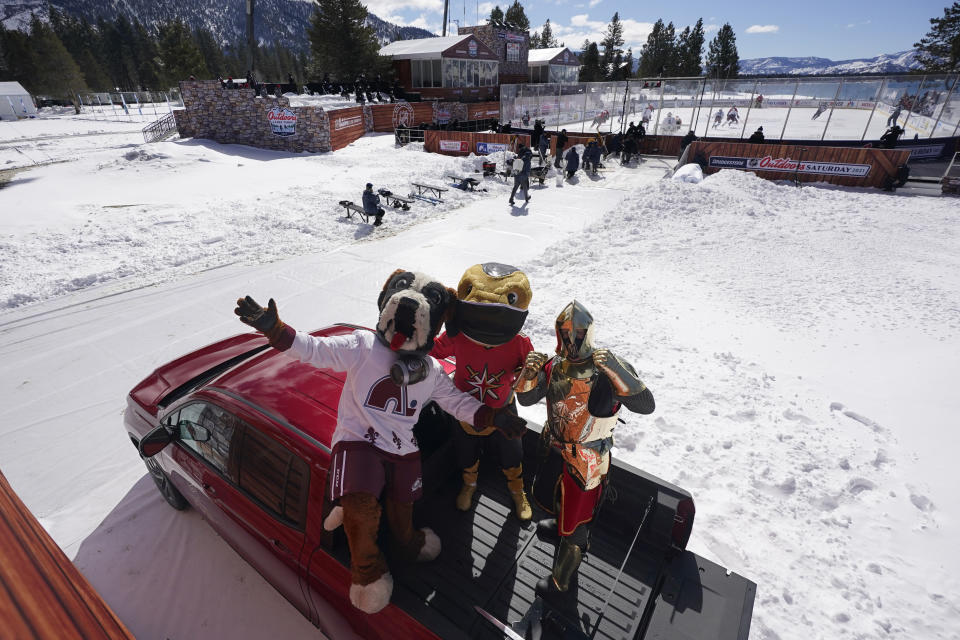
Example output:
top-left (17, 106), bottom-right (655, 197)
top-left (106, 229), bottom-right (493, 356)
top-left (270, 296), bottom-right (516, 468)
top-left (1, 115), bottom-right (959, 640)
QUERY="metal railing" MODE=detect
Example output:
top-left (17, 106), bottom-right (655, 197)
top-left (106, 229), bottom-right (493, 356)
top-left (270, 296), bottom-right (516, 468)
top-left (142, 112), bottom-right (178, 143)
top-left (501, 73), bottom-right (960, 142)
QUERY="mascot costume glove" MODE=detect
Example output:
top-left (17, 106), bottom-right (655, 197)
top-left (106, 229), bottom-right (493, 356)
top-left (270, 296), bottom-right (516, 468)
top-left (235, 270), bottom-right (485, 616)
top-left (235, 296), bottom-right (292, 349)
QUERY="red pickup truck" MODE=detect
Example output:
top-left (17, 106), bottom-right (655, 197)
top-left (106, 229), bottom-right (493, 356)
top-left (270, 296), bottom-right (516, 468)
top-left (125, 324), bottom-right (756, 639)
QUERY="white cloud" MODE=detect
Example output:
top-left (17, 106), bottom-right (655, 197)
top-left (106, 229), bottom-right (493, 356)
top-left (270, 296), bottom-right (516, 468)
top-left (745, 24), bottom-right (779, 34)
top-left (363, 0), bottom-right (444, 15)
top-left (704, 23), bottom-right (719, 33)
top-left (553, 15), bottom-right (654, 52)
top-left (588, 0), bottom-right (602, 7)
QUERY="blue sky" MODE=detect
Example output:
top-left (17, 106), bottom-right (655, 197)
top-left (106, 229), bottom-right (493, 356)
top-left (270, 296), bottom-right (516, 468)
top-left (365, 0), bottom-right (948, 61)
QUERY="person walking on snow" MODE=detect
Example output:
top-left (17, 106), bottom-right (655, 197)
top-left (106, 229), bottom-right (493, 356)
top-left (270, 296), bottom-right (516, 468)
top-left (509, 145), bottom-right (533, 205)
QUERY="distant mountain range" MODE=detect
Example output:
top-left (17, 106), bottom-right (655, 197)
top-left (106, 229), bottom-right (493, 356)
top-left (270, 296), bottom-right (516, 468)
top-left (0, 0), bottom-right (434, 49)
top-left (739, 50), bottom-right (923, 76)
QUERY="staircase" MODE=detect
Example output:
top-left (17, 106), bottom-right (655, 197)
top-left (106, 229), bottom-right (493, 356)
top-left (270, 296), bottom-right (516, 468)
top-left (142, 112), bottom-right (179, 143)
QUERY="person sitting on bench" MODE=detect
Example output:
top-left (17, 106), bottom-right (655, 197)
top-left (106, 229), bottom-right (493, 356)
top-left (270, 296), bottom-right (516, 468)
top-left (362, 183), bottom-right (384, 227)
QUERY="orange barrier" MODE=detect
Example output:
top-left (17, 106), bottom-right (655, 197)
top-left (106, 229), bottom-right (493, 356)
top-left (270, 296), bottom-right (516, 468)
top-left (687, 141), bottom-right (912, 188)
top-left (328, 106), bottom-right (368, 150)
top-left (369, 102), bottom-right (435, 133)
top-left (424, 130), bottom-right (531, 156)
top-left (0, 468), bottom-right (135, 639)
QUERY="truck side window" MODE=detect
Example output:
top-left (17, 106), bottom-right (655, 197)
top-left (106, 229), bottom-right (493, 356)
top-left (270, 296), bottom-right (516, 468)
top-left (176, 402), bottom-right (237, 477)
top-left (236, 427), bottom-right (310, 529)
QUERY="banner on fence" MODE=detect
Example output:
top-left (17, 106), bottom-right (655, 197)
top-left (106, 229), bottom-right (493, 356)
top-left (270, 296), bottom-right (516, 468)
top-left (477, 142), bottom-right (509, 154)
top-left (708, 155), bottom-right (871, 177)
top-left (440, 140), bottom-right (469, 152)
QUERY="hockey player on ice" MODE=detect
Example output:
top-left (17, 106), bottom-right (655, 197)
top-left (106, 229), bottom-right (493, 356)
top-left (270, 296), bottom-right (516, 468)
top-left (660, 112), bottom-right (679, 134)
top-left (641, 104), bottom-right (654, 127)
top-left (713, 108), bottom-right (724, 127)
top-left (812, 102), bottom-right (828, 120)
top-left (726, 106), bottom-right (739, 125)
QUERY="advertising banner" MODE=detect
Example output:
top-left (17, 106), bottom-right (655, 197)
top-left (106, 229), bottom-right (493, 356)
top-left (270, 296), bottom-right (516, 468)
top-left (709, 154), bottom-right (871, 177)
top-left (440, 140), bottom-right (469, 152)
top-left (267, 106), bottom-right (297, 136)
top-left (333, 114), bottom-right (363, 131)
top-left (477, 142), bottom-right (509, 154)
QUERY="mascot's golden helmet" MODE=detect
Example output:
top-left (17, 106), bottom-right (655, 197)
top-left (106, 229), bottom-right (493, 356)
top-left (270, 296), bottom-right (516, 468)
top-left (449, 262), bottom-right (532, 346)
top-left (555, 300), bottom-right (595, 362)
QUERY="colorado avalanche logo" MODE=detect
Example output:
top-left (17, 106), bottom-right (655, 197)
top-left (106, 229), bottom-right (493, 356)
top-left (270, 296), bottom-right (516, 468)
top-left (365, 376), bottom-right (417, 417)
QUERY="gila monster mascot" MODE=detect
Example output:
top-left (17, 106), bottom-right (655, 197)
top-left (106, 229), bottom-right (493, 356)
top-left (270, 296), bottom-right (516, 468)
top-left (431, 263), bottom-right (536, 520)
top-left (516, 300), bottom-right (655, 597)
top-left (234, 270), bottom-right (525, 615)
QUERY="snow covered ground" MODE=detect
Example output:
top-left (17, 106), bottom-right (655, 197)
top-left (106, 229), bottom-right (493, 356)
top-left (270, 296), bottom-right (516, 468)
top-left (1, 113), bottom-right (959, 640)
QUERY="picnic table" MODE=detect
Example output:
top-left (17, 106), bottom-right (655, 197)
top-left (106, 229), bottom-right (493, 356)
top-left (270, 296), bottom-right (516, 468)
top-left (411, 182), bottom-right (448, 200)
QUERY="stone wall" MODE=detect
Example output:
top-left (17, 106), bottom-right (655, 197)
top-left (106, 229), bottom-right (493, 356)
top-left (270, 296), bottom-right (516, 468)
top-left (173, 80), bottom-right (332, 153)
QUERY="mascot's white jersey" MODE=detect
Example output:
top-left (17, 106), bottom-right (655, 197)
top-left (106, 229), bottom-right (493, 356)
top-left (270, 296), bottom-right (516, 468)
top-left (289, 329), bottom-right (482, 455)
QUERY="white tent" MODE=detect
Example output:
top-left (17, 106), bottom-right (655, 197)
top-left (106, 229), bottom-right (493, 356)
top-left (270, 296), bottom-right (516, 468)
top-left (0, 81), bottom-right (37, 120)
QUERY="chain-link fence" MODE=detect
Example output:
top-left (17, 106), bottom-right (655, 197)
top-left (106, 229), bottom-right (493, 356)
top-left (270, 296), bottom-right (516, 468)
top-left (502, 74), bottom-right (960, 142)
top-left (75, 90), bottom-right (185, 123)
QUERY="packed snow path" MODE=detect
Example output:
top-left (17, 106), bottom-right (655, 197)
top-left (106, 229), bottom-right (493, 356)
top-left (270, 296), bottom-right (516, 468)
top-left (1, 123), bottom-right (958, 640)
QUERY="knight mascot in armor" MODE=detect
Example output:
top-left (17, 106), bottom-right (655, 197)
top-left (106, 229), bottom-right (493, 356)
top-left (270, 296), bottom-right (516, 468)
top-left (516, 300), bottom-right (655, 596)
top-left (234, 270), bottom-right (525, 615)
top-left (431, 263), bottom-right (536, 520)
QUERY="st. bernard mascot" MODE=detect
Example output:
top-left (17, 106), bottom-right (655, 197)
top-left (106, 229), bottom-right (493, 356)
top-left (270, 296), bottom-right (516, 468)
top-left (234, 269), bottom-right (526, 614)
top-left (431, 263), bottom-right (536, 520)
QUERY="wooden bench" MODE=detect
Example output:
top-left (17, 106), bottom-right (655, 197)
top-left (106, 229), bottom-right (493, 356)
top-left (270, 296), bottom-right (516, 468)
top-left (378, 189), bottom-right (413, 210)
top-left (446, 175), bottom-right (482, 191)
top-left (338, 200), bottom-right (381, 225)
top-left (411, 182), bottom-right (448, 200)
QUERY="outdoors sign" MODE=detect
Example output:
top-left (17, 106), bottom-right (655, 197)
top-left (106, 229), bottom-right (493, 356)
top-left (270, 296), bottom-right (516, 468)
top-left (440, 140), bottom-right (469, 152)
top-left (267, 106), bottom-right (297, 136)
top-left (477, 142), bottom-right (509, 154)
top-left (709, 155), bottom-right (872, 177)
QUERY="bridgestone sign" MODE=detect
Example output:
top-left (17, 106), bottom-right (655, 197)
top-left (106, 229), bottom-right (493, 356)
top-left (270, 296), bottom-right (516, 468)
top-left (709, 155), bottom-right (871, 177)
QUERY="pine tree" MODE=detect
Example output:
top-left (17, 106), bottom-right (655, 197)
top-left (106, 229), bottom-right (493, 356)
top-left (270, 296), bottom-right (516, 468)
top-left (25, 15), bottom-right (87, 98)
top-left (307, 0), bottom-right (384, 80)
top-left (705, 23), bottom-right (739, 79)
top-left (677, 18), bottom-right (705, 76)
top-left (504, 1), bottom-right (530, 31)
top-left (914, 2), bottom-right (960, 72)
top-left (195, 28), bottom-right (227, 79)
top-left (0, 23), bottom-right (35, 86)
top-left (541, 19), bottom-right (558, 48)
top-left (158, 19), bottom-right (206, 85)
top-left (529, 31), bottom-right (541, 49)
top-left (579, 41), bottom-right (602, 81)
top-left (600, 12), bottom-right (625, 78)
top-left (638, 19), bottom-right (675, 77)
top-left (133, 20), bottom-right (164, 89)
top-left (489, 6), bottom-right (504, 24)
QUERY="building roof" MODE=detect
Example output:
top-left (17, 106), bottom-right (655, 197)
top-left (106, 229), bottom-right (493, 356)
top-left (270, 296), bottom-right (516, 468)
top-left (380, 35), bottom-right (472, 60)
top-left (527, 47), bottom-right (579, 66)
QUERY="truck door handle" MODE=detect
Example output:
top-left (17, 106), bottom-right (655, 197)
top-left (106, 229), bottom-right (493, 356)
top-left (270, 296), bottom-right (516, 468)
top-left (202, 483), bottom-right (216, 495)
top-left (271, 538), bottom-right (290, 554)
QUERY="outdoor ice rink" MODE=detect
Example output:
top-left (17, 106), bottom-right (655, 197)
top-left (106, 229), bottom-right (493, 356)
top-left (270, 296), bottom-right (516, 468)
top-left (501, 75), bottom-right (960, 143)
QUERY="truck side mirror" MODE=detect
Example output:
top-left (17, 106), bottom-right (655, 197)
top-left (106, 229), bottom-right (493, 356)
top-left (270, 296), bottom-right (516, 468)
top-left (139, 425), bottom-right (175, 458)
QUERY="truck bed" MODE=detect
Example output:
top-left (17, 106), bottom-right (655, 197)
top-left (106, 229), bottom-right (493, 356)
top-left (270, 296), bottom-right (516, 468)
top-left (329, 415), bottom-right (755, 639)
